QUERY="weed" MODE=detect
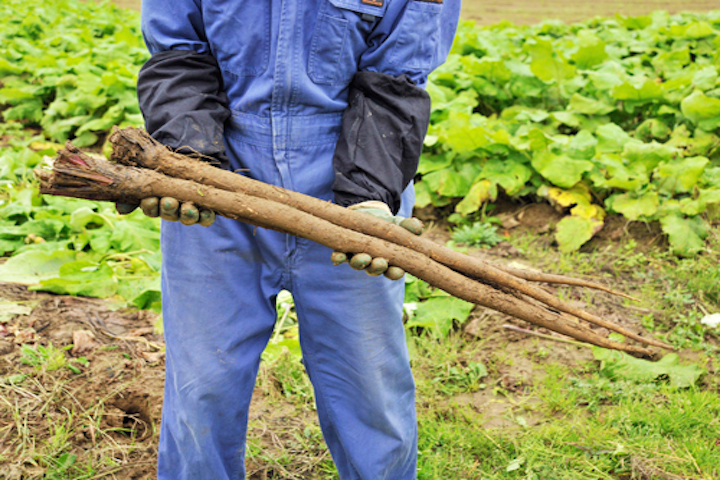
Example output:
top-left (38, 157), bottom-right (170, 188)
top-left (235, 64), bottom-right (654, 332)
top-left (451, 222), bottom-right (504, 248)
top-left (21, 343), bottom-right (68, 372)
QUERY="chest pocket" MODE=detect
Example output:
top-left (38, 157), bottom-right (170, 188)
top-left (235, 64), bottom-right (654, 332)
top-left (389, 1), bottom-right (443, 73)
top-left (203, 1), bottom-right (270, 78)
top-left (308, 0), bottom-right (387, 86)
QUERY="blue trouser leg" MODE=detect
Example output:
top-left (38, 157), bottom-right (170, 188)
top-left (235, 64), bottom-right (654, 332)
top-left (291, 236), bottom-right (417, 480)
top-left (157, 215), bottom-right (284, 480)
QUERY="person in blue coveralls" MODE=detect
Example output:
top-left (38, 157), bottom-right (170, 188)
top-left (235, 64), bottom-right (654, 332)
top-left (117, 1), bottom-right (460, 478)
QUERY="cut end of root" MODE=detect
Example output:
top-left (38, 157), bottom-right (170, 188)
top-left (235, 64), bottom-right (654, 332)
top-left (35, 146), bottom-right (138, 203)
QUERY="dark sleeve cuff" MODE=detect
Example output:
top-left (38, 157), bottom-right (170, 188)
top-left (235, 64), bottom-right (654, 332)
top-left (331, 71), bottom-right (431, 215)
top-left (137, 50), bottom-right (231, 160)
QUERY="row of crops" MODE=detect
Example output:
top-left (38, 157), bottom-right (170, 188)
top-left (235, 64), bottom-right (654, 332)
top-left (422, 12), bottom-right (720, 255)
top-left (1, 1), bottom-right (720, 307)
top-left (0, 0), bottom-right (157, 305)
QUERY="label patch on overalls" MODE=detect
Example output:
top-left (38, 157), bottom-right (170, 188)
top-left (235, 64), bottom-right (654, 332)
top-left (361, 0), bottom-right (384, 7)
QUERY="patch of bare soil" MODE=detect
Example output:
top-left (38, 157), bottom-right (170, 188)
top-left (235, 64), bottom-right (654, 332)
top-left (0, 282), bottom-right (164, 479)
top-left (0, 282), bottom-right (328, 479)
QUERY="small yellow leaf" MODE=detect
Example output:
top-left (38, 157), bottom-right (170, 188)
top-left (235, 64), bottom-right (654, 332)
top-left (29, 141), bottom-right (64, 152)
top-left (543, 185), bottom-right (592, 208)
top-left (570, 203), bottom-right (606, 221)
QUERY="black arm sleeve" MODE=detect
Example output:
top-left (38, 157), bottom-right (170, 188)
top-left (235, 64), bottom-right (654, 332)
top-left (137, 50), bottom-right (231, 161)
top-left (331, 71), bottom-right (431, 215)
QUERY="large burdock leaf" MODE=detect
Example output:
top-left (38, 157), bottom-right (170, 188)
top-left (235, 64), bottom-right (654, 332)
top-left (455, 179), bottom-right (496, 215)
top-left (595, 123), bottom-right (634, 153)
top-left (608, 192), bottom-right (660, 220)
top-left (651, 47), bottom-right (690, 74)
top-left (655, 156), bottom-right (709, 194)
top-left (681, 90), bottom-right (720, 130)
top-left (406, 296), bottom-right (474, 338)
top-left (423, 169), bottom-right (472, 198)
top-left (475, 158), bottom-right (532, 195)
top-left (660, 214), bottom-right (708, 257)
top-left (34, 261), bottom-right (117, 298)
top-left (69, 206), bottom-right (107, 231)
top-left (0, 250), bottom-right (76, 285)
top-left (679, 188), bottom-right (720, 216)
top-left (567, 130), bottom-right (597, 160)
top-left (526, 37), bottom-right (576, 84)
top-left (571, 30), bottom-right (608, 69)
top-left (622, 141), bottom-right (676, 173)
top-left (611, 78), bottom-right (663, 103)
top-left (539, 185), bottom-right (592, 208)
top-left (555, 215), bottom-right (602, 252)
top-left (459, 55), bottom-right (512, 84)
top-left (109, 220), bottom-right (160, 253)
top-left (531, 151), bottom-right (593, 188)
top-left (594, 348), bottom-right (704, 388)
top-left (568, 93), bottom-right (615, 115)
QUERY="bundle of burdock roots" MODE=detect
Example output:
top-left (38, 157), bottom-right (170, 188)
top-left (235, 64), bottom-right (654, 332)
top-left (35, 127), bottom-right (673, 359)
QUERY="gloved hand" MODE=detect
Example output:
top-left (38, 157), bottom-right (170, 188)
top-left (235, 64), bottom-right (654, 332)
top-left (116, 198), bottom-right (215, 226)
top-left (331, 201), bottom-right (423, 281)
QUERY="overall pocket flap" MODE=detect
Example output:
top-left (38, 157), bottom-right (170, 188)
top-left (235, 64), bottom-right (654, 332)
top-left (329, 0), bottom-right (388, 17)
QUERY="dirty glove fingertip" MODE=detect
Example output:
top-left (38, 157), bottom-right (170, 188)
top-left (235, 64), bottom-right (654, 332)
top-left (140, 197), bottom-right (160, 218)
top-left (180, 202), bottom-right (200, 225)
top-left (331, 251), bottom-right (348, 265)
top-left (366, 257), bottom-right (389, 276)
top-left (199, 209), bottom-right (216, 227)
top-left (399, 217), bottom-right (423, 236)
top-left (160, 197), bottom-right (180, 221)
top-left (384, 266), bottom-right (405, 281)
top-left (349, 253), bottom-right (372, 270)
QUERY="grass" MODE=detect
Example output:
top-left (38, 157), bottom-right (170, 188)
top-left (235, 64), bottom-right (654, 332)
top-left (246, 335), bottom-right (720, 479)
top-left (2, 220), bottom-right (719, 478)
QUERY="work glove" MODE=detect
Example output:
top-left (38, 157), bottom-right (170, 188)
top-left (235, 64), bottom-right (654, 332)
top-left (331, 201), bottom-right (423, 281)
top-left (116, 198), bottom-right (216, 226)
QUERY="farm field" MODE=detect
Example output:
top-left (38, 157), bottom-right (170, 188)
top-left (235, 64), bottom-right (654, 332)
top-left (2, 0), bottom-right (720, 479)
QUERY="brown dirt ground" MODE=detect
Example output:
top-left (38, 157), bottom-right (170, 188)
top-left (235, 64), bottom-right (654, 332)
top-left (0, 283), bottom-right (163, 479)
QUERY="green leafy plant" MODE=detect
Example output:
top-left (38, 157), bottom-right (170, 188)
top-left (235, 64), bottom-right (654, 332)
top-left (419, 12), bottom-right (720, 255)
top-left (0, 0), bottom-right (146, 147)
top-left (593, 347), bottom-right (704, 388)
top-left (431, 360), bottom-right (488, 394)
top-left (20, 343), bottom-right (89, 374)
top-left (451, 222), bottom-right (503, 248)
top-left (404, 275), bottom-right (474, 338)
top-left (20, 343), bottom-right (68, 372)
top-left (263, 290), bottom-right (302, 363)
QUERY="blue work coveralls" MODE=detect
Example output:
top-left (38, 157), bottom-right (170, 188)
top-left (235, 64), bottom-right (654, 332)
top-left (141, 1), bottom-right (459, 478)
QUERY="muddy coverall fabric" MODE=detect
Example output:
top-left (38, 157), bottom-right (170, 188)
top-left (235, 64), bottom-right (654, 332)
top-left (140, 1), bottom-right (459, 478)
